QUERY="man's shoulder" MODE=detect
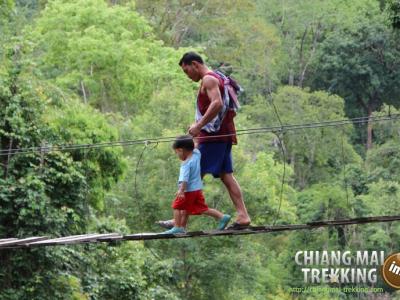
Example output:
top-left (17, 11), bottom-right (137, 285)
top-left (202, 74), bottom-right (220, 88)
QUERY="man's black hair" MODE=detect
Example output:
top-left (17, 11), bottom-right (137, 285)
top-left (172, 135), bottom-right (194, 151)
top-left (178, 52), bottom-right (204, 66)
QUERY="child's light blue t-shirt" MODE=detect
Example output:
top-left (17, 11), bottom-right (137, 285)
top-left (178, 149), bottom-right (203, 192)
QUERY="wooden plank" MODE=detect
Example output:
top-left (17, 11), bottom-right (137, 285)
top-left (27, 234), bottom-right (93, 246)
top-left (307, 215), bottom-right (400, 227)
top-left (61, 233), bottom-right (120, 245)
top-left (51, 233), bottom-right (105, 243)
top-left (0, 237), bottom-right (48, 247)
top-left (124, 232), bottom-right (177, 241)
top-left (2, 215), bottom-right (400, 248)
top-left (96, 235), bottom-right (124, 242)
top-left (119, 215), bottom-right (400, 241)
top-left (28, 233), bottom-right (120, 246)
top-left (0, 238), bottom-right (18, 243)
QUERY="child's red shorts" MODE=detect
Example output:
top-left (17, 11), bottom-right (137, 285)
top-left (172, 190), bottom-right (208, 215)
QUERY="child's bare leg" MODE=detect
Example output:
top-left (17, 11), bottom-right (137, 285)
top-left (173, 209), bottom-right (184, 227)
top-left (203, 208), bottom-right (224, 220)
top-left (180, 210), bottom-right (189, 228)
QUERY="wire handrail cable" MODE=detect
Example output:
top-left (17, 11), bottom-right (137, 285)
top-left (1, 114), bottom-right (399, 156)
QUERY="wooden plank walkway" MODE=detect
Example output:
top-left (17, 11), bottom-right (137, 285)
top-left (1, 215), bottom-right (399, 249)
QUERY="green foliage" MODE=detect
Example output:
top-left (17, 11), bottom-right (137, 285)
top-left (136, 0), bottom-right (283, 102)
top-left (0, 31), bottom-right (129, 299)
top-left (241, 86), bottom-right (361, 188)
top-left (312, 15), bottom-right (400, 148)
top-left (297, 183), bottom-right (354, 223)
top-left (76, 217), bottom-right (180, 300)
top-left (387, 0), bottom-right (400, 29)
top-left (0, 0), bottom-right (14, 24)
top-left (357, 180), bottom-right (400, 250)
top-left (29, 0), bottom-right (187, 114)
top-left (45, 100), bottom-right (125, 210)
top-left (1, 1), bottom-right (400, 299)
top-left (366, 140), bottom-right (400, 183)
top-left (258, 0), bottom-right (380, 87)
top-left (371, 104), bottom-right (400, 145)
top-left (239, 152), bottom-right (297, 225)
top-left (314, 16), bottom-right (400, 111)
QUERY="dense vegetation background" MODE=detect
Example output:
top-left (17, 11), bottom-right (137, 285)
top-left (1, 0), bottom-right (400, 299)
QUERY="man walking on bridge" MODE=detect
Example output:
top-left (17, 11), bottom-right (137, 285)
top-left (158, 52), bottom-right (250, 230)
top-left (180, 51), bottom-right (250, 229)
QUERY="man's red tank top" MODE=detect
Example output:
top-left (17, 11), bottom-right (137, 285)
top-left (197, 72), bottom-right (237, 144)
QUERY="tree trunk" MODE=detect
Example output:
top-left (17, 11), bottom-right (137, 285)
top-left (80, 80), bottom-right (87, 104)
top-left (288, 69), bottom-right (294, 86)
top-left (4, 138), bottom-right (13, 179)
top-left (1, 137), bottom-right (5, 176)
top-left (298, 22), bottom-right (322, 88)
top-left (337, 226), bottom-right (346, 249)
top-left (366, 105), bottom-right (373, 150)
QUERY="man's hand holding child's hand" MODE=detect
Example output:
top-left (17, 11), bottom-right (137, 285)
top-left (176, 189), bottom-right (185, 199)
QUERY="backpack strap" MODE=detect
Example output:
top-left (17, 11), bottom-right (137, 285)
top-left (195, 72), bottom-right (228, 133)
top-left (195, 71), bottom-right (242, 133)
top-left (213, 70), bottom-right (242, 111)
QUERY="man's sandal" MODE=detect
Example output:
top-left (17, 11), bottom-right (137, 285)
top-left (226, 222), bottom-right (251, 230)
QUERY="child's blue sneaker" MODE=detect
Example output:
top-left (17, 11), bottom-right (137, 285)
top-left (217, 214), bottom-right (231, 230)
top-left (161, 227), bottom-right (186, 235)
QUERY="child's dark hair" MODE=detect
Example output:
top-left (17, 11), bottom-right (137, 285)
top-left (172, 135), bottom-right (194, 151)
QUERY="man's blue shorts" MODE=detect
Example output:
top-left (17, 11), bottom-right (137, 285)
top-left (198, 142), bottom-right (233, 178)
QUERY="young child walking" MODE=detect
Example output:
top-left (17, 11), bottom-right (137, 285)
top-left (161, 135), bottom-right (231, 234)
